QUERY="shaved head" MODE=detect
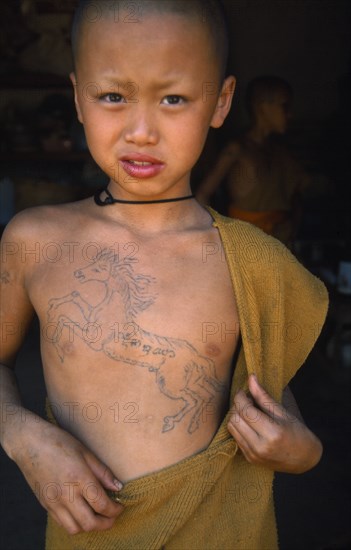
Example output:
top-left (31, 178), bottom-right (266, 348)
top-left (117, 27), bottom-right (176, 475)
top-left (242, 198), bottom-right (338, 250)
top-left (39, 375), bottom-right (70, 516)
top-left (71, 0), bottom-right (229, 82)
top-left (245, 76), bottom-right (293, 118)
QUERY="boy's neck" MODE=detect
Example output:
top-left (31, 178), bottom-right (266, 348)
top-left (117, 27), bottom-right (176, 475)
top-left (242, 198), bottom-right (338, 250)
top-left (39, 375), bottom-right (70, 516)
top-left (246, 123), bottom-right (272, 145)
top-left (95, 188), bottom-right (194, 207)
top-left (94, 184), bottom-right (209, 235)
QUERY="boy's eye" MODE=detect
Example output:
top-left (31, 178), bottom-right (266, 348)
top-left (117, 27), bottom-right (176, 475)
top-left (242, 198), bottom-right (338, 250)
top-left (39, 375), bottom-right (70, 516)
top-left (162, 95), bottom-right (184, 106)
top-left (101, 93), bottom-right (125, 103)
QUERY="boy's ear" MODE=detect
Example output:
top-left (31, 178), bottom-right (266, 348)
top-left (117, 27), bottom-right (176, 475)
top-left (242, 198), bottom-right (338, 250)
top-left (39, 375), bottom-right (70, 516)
top-left (210, 76), bottom-right (236, 129)
top-left (70, 72), bottom-right (83, 124)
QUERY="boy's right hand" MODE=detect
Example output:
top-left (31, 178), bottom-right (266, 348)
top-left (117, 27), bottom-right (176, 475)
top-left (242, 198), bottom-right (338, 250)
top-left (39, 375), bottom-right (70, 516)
top-left (11, 412), bottom-right (124, 535)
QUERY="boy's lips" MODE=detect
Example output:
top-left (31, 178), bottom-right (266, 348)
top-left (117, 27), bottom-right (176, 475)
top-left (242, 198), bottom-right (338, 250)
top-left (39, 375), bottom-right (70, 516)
top-left (120, 154), bottom-right (165, 179)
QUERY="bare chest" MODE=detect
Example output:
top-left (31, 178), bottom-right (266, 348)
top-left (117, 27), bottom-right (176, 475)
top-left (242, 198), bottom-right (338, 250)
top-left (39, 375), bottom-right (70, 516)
top-left (31, 232), bottom-right (238, 355)
top-left (28, 231), bottom-right (239, 454)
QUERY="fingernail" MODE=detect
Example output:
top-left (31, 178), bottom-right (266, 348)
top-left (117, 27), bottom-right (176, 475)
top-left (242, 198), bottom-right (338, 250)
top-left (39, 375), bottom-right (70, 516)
top-left (114, 479), bottom-right (123, 491)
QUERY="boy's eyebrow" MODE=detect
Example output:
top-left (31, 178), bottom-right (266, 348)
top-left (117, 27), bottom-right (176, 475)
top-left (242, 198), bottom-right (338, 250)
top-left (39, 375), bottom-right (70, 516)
top-left (99, 74), bottom-right (186, 90)
top-left (100, 76), bottom-right (134, 89)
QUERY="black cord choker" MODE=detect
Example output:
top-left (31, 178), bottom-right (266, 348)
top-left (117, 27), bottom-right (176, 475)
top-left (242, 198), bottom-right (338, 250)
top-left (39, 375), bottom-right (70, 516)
top-left (94, 188), bottom-right (195, 206)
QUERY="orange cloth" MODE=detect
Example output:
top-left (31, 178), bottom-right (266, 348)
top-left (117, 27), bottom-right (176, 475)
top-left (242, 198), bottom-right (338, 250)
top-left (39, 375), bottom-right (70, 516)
top-left (228, 206), bottom-right (288, 236)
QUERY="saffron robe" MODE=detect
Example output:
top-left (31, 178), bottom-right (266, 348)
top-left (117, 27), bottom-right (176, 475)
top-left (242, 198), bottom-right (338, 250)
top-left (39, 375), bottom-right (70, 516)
top-left (46, 208), bottom-right (328, 550)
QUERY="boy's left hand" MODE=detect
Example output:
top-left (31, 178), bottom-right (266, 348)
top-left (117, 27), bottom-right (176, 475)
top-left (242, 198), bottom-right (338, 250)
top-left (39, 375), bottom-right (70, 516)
top-left (227, 374), bottom-right (322, 473)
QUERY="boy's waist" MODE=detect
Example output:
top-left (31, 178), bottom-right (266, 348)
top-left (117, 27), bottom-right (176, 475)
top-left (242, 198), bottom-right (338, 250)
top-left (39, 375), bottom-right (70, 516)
top-left (45, 396), bottom-right (230, 484)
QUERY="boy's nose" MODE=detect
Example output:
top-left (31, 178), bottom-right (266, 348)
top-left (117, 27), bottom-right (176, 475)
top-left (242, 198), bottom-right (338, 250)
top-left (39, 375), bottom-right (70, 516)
top-left (124, 108), bottom-right (159, 146)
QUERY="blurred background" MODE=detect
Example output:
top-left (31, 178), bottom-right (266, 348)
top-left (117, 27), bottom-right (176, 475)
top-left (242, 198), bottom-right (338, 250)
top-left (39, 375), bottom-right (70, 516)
top-left (0, 1), bottom-right (351, 549)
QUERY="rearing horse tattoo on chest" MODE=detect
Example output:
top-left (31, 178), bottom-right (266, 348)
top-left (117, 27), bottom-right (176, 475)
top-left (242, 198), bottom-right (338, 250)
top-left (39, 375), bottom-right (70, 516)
top-left (47, 250), bottom-right (224, 434)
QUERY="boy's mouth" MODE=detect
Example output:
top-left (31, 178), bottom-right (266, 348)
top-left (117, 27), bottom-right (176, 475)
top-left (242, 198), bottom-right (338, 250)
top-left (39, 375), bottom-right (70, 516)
top-left (120, 154), bottom-right (165, 179)
top-left (128, 160), bottom-right (153, 166)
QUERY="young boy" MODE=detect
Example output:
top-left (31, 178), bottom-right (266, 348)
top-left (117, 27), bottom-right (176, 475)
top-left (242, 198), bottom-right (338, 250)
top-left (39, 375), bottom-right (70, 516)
top-left (197, 76), bottom-right (309, 245)
top-left (0, 2), bottom-right (328, 549)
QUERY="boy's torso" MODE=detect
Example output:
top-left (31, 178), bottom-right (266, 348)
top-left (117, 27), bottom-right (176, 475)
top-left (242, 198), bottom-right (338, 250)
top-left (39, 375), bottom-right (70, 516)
top-left (26, 200), bottom-right (240, 482)
top-left (227, 139), bottom-right (292, 211)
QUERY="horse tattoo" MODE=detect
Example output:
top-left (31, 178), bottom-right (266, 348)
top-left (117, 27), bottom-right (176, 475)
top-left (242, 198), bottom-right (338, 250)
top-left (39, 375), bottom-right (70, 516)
top-left (47, 250), bottom-right (224, 434)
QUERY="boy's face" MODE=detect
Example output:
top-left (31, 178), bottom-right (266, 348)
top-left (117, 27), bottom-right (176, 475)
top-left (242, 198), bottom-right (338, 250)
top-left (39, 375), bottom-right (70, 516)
top-left (260, 91), bottom-right (292, 135)
top-left (71, 12), bottom-right (234, 199)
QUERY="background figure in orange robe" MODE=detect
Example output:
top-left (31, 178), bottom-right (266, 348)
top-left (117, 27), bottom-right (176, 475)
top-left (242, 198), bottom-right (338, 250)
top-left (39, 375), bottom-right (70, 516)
top-left (197, 76), bottom-right (309, 246)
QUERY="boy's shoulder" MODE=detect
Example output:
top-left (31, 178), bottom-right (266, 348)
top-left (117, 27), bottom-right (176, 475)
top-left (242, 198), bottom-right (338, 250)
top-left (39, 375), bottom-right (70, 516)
top-left (2, 199), bottom-right (91, 244)
top-left (207, 207), bottom-right (302, 271)
top-left (209, 206), bottom-right (287, 247)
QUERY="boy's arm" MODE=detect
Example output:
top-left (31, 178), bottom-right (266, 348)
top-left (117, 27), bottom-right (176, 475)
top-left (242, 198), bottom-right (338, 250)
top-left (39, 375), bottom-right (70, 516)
top-left (196, 142), bottom-right (240, 203)
top-left (227, 374), bottom-right (322, 473)
top-left (0, 217), bottom-right (123, 534)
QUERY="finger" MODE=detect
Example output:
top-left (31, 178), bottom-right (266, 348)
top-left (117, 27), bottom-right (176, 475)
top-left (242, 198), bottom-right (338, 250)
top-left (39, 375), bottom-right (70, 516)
top-left (79, 476), bottom-right (123, 519)
top-left (248, 374), bottom-right (286, 420)
top-left (232, 389), bottom-right (265, 431)
top-left (227, 418), bottom-right (259, 463)
top-left (228, 412), bottom-right (285, 467)
top-left (232, 389), bottom-right (282, 439)
top-left (49, 507), bottom-right (82, 536)
top-left (84, 451), bottom-right (123, 492)
top-left (228, 405), bottom-right (260, 443)
top-left (66, 496), bottom-right (118, 533)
